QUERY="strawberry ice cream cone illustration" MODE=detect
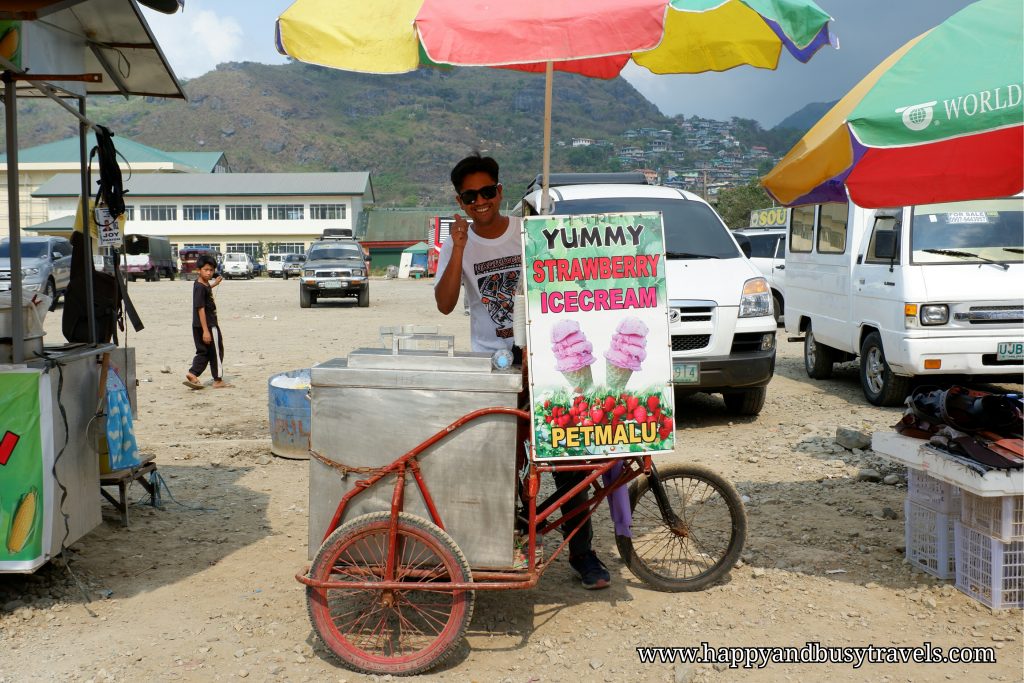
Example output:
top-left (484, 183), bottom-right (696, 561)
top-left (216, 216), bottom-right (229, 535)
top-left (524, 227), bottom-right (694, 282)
top-left (604, 317), bottom-right (648, 391)
top-left (551, 319), bottom-right (595, 392)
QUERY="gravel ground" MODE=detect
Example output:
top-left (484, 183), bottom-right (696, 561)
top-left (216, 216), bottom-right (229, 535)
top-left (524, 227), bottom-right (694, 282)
top-left (0, 277), bottom-right (1021, 682)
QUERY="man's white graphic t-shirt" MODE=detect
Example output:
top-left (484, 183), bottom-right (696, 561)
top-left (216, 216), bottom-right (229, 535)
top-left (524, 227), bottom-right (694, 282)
top-left (435, 217), bottom-right (522, 353)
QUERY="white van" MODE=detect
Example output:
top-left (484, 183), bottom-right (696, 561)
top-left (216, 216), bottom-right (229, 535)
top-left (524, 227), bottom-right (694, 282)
top-left (222, 252), bottom-right (254, 279)
top-left (267, 253), bottom-right (285, 278)
top-left (518, 173), bottom-right (777, 415)
top-left (784, 197), bottom-right (1023, 406)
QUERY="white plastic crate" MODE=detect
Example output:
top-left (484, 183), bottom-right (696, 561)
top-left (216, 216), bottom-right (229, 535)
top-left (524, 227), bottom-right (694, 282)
top-left (907, 468), bottom-right (960, 514)
top-left (904, 498), bottom-right (956, 579)
top-left (960, 492), bottom-right (1024, 543)
top-left (954, 521), bottom-right (1024, 610)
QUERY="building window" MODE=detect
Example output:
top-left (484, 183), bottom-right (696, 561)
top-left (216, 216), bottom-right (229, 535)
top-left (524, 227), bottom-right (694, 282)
top-left (123, 206), bottom-right (135, 221)
top-left (226, 242), bottom-right (261, 259)
top-left (140, 205), bottom-right (177, 221)
top-left (310, 203), bottom-right (346, 220)
top-left (183, 204), bottom-right (221, 221)
top-left (225, 204), bottom-right (262, 221)
top-left (789, 205), bottom-right (815, 253)
top-left (269, 242), bottom-right (305, 254)
top-left (268, 204), bottom-right (304, 220)
top-left (816, 203), bottom-right (848, 254)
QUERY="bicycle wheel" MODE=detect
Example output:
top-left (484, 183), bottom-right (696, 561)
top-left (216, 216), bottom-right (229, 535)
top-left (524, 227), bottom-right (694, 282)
top-left (306, 512), bottom-right (475, 676)
top-left (616, 464), bottom-right (745, 592)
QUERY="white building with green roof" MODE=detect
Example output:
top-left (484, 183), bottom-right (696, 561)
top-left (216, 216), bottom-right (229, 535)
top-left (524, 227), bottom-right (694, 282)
top-left (1, 136), bottom-right (228, 230)
top-left (33, 172), bottom-right (375, 260)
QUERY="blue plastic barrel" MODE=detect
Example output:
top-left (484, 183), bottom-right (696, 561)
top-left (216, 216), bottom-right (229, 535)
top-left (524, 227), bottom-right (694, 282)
top-left (267, 369), bottom-right (311, 459)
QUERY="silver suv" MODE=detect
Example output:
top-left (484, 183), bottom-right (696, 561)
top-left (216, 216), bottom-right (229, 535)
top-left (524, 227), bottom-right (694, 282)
top-left (0, 236), bottom-right (73, 308)
top-left (299, 240), bottom-right (369, 308)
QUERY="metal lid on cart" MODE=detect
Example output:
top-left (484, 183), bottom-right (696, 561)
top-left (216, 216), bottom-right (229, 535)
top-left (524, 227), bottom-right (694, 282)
top-left (311, 349), bottom-right (522, 392)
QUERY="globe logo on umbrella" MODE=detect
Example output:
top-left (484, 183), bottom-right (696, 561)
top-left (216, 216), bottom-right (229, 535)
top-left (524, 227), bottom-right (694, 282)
top-left (895, 101), bottom-right (938, 132)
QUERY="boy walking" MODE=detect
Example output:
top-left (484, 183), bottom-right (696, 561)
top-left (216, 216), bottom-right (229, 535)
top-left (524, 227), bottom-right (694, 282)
top-left (184, 255), bottom-right (231, 389)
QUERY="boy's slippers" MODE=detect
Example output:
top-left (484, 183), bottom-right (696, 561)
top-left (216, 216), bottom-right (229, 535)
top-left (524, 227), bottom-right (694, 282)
top-left (212, 382), bottom-right (234, 389)
top-left (183, 378), bottom-right (204, 390)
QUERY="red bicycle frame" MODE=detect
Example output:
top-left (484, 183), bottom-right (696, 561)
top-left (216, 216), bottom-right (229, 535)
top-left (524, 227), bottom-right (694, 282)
top-left (297, 406), bottom-right (653, 592)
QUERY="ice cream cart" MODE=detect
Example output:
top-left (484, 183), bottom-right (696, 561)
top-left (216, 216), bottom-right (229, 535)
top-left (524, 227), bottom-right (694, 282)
top-left (300, 341), bottom-right (746, 675)
top-left (298, 210), bottom-right (748, 675)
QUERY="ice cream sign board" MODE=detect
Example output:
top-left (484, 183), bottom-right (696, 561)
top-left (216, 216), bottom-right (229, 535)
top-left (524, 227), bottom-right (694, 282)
top-left (523, 212), bottom-right (674, 461)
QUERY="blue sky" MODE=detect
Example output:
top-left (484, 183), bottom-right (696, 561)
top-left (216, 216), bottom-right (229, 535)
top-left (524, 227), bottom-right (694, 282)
top-left (143, 0), bottom-right (975, 128)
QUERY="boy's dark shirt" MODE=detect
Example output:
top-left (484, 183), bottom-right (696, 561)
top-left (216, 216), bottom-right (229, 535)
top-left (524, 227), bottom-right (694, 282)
top-left (192, 280), bottom-right (218, 328)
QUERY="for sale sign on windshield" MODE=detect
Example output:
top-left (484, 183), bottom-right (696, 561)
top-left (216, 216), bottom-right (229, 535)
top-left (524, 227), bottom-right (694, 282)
top-left (522, 212), bottom-right (674, 461)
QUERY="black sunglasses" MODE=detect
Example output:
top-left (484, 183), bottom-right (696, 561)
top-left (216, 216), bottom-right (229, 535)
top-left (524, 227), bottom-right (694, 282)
top-left (458, 183), bottom-right (500, 205)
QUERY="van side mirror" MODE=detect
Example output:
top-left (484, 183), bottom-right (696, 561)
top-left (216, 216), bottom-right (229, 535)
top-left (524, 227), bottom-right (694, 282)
top-left (53, 251), bottom-right (62, 260)
top-left (874, 231), bottom-right (897, 260)
top-left (734, 234), bottom-right (752, 258)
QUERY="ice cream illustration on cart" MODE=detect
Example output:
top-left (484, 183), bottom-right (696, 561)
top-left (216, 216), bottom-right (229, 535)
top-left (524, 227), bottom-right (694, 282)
top-left (550, 319), bottom-right (595, 391)
top-left (605, 317), bottom-right (649, 391)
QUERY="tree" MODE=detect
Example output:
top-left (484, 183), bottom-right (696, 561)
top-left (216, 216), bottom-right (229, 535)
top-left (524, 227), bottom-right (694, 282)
top-left (715, 180), bottom-right (774, 229)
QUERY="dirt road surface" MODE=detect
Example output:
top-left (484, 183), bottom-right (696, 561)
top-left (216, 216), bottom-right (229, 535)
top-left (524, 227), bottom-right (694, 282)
top-left (1, 278), bottom-right (1021, 682)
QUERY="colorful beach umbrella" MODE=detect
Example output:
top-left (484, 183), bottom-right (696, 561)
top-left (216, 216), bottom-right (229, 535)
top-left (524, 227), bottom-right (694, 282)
top-left (762, 0), bottom-right (1024, 208)
top-left (276, 0), bottom-right (835, 209)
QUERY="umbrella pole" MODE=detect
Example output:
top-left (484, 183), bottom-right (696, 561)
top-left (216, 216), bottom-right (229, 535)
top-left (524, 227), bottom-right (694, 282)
top-left (540, 61), bottom-right (553, 215)
top-left (3, 70), bottom-right (25, 364)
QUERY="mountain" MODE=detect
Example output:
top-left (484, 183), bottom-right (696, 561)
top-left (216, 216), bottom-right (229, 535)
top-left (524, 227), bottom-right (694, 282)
top-left (10, 61), bottom-right (826, 205)
top-left (774, 100), bottom-right (837, 132)
top-left (10, 61), bottom-right (669, 205)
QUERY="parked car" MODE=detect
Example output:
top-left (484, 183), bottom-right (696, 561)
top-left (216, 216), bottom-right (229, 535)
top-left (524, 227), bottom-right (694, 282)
top-left (0, 235), bottom-right (73, 308)
top-left (267, 253), bottom-right (285, 278)
top-left (282, 253), bottom-right (306, 280)
top-left (733, 226), bottom-right (786, 324)
top-left (516, 172), bottom-right (776, 415)
top-left (223, 252), bottom-right (255, 279)
top-left (179, 247), bottom-right (222, 281)
top-left (299, 240), bottom-right (369, 308)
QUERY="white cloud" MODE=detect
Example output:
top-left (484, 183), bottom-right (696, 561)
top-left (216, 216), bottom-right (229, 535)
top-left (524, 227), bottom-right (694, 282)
top-left (144, 8), bottom-right (245, 79)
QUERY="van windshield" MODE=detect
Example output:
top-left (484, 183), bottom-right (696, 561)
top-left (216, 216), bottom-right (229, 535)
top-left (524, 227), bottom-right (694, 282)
top-left (0, 242), bottom-right (48, 258)
top-left (551, 198), bottom-right (741, 259)
top-left (911, 198), bottom-right (1024, 265)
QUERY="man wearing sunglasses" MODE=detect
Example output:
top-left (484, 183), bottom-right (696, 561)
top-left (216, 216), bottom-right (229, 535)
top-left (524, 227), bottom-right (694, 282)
top-left (435, 154), bottom-right (612, 591)
top-left (435, 153), bottom-right (520, 353)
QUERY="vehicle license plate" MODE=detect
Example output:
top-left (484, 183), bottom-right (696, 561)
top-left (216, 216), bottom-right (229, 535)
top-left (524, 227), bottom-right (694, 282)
top-left (323, 279), bottom-right (342, 289)
top-left (996, 342), bottom-right (1024, 362)
top-left (673, 362), bottom-right (699, 384)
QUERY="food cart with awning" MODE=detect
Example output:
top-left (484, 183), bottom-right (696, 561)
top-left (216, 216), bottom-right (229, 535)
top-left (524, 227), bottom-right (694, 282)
top-left (0, 0), bottom-right (185, 573)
